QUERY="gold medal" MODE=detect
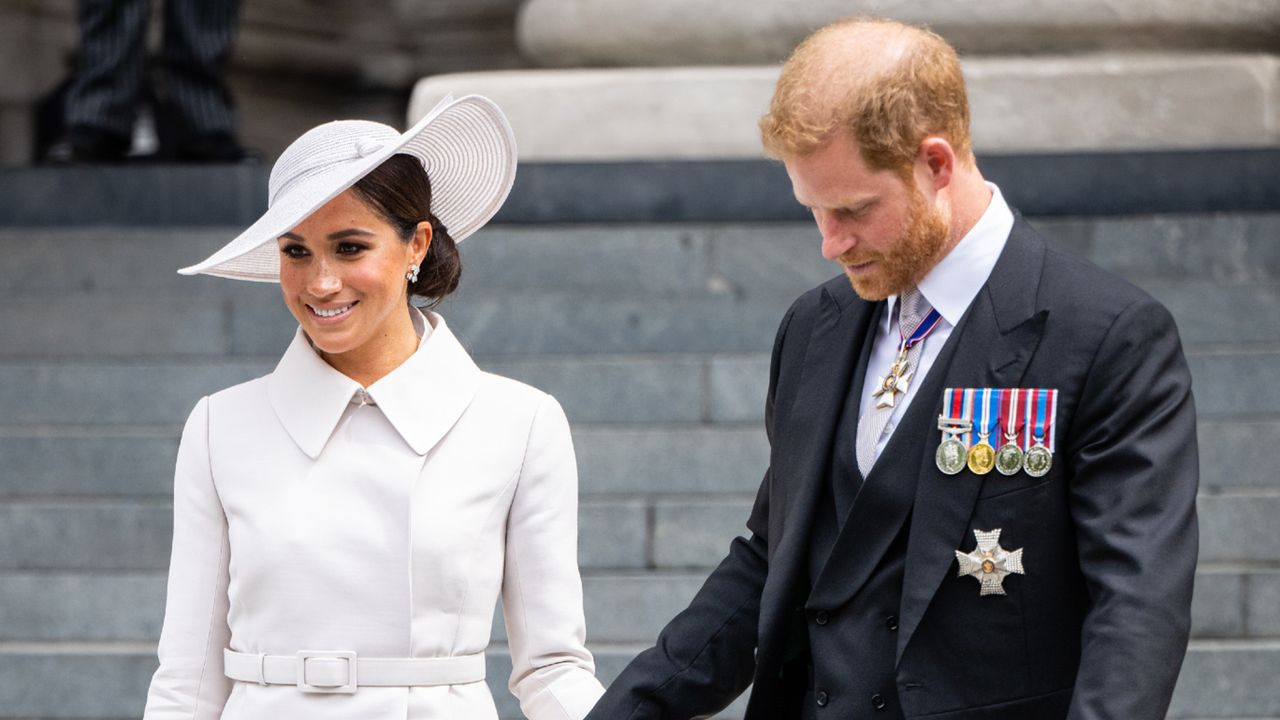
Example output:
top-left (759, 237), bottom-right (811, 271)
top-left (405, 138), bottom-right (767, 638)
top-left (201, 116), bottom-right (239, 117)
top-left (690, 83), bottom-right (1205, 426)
top-left (967, 439), bottom-right (996, 475)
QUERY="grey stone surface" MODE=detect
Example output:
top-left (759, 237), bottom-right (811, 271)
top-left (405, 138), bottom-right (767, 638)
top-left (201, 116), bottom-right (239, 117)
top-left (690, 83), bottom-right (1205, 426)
top-left (1198, 495), bottom-right (1280, 563)
top-left (459, 225), bottom-right (713, 296)
top-left (1144, 282), bottom-right (1280, 345)
top-left (0, 229), bottom-right (236, 295)
top-left (0, 362), bottom-right (271, 426)
top-left (411, 55), bottom-right (1280, 161)
top-left (485, 356), bottom-right (705, 424)
top-left (517, 0), bottom-right (1280, 66)
top-left (652, 499), bottom-right (752, 569)
top-left (1, 299), bottom-right (229, 357)
top-left (0, 648), bottom-right (157, 719)
top-left (445, 294), bottom-right (792, 356)
top-left (1039, 214), bottom-right (1280, 285)
top-left (1192, 571), bottom-right (1246, 639)
top-left (582, 574), bottom-right (707, 642)
top-left (0, 503), bottom-right (170, 571)
top-left (1197, 421), bottom-right (1279, 490)
top-left (579, 499), bottom-right (647, 569)
top-left (1169, 641), bottom-right (1280, 718)
top-left (0, 573), bottom-right (163, 641)
top-left (705, 224), bottom-right (840, 299)
top-left (574, 426), bottom-right (768, 495)
top-left (1247, 571), bottom-right (1280, 637)
top-left (0, 435), bottom-right (176, 498)
top-left (709, 355), bottom-right (772, 423)
top-left (1187, 352), bottom-right (1280, 419)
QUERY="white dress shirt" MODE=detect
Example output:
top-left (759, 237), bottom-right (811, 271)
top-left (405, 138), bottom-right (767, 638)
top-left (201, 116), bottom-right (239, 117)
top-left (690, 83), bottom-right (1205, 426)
top-left (857, 183), bottom-right (1014, 463)
top-left (144, 308), bottom-right (604, 720)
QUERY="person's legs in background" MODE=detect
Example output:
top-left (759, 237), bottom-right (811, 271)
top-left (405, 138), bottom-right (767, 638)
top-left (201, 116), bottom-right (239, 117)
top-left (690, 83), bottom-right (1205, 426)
top-left (56, 0), bottom-right (152, 162)
top-left (156, 0), bottom-right (246, 161)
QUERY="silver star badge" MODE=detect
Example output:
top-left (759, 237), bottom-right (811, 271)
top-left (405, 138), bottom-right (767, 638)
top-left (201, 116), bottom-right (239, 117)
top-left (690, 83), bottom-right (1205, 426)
top-left (955, 528), bottom-right (1024, 596)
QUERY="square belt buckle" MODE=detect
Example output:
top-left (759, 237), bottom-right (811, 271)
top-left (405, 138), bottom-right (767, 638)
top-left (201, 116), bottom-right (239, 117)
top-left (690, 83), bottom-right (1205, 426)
top-left (296, 650), bottom-right (357, 694)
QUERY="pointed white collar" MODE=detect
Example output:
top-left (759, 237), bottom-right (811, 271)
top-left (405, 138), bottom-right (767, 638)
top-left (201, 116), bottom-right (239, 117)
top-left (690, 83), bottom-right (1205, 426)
top-left (267, 308), bottom-right (480, 458)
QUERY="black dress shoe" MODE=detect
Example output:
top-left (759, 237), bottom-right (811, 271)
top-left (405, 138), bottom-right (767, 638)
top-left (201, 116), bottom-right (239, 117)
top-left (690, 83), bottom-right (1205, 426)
top-left (42, 126), bottom-right (131, 164)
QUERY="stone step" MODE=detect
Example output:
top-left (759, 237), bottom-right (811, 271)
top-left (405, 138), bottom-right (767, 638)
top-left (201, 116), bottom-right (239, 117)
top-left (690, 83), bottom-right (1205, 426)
top-left (4, 280), bottom-right (1278, 359)
top-left (517, 0), bottom-right (1280, 66)
top-left (0, 639), bottom-right (1273, 719)
top-left (2, 215), bottom-right (1277, 299)
top-left (410, 55), bottom-right (1280, 161)
top-left (2, 559), bottom-right (1275, 646)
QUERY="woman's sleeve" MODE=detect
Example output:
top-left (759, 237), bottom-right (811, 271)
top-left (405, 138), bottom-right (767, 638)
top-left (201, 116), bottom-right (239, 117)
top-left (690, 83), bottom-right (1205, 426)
top-left (143, 397), bottom-right (233, 719)
top-left (502, 393), bottom-right (606, 720)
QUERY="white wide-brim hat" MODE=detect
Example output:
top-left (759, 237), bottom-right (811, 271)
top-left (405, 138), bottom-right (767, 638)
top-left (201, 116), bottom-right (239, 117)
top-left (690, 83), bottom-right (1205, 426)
top-left (179, 94), bottom-right (517, 281)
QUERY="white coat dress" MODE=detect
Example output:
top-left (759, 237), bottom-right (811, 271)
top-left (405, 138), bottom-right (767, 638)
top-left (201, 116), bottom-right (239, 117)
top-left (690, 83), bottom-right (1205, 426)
top-left (143, 309), bottom-right (605, 719)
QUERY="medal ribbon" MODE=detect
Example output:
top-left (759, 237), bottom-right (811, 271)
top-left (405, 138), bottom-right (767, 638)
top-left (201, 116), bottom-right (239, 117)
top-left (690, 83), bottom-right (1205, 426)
top-left (898, 307), bottom-right (943, 352)
top-left (1029, 388), bottom-right (1059, 450)
top-left (962, 388), bottom-right (976, 446)
top-left (978, 388), bottom-right (1000, 443)
top-left (1000, 388), bottom-right (1022, 441)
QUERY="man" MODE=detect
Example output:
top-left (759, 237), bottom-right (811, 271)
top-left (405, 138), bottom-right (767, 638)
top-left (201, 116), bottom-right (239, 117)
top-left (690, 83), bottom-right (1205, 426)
top-left (46, 0), bottom-right (246, 163)
top-left (587, 17), bottom-right (1198, 720)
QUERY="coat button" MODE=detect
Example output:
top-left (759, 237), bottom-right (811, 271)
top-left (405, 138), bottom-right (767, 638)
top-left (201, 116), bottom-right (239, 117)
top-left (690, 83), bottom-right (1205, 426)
top-left (885, 615), bottom-right (898, 631)
top-left (872, 693), bottom-right (886, 710)
top-left (815, 690), bottom-right (829, 707)
top-left (814, 610), bottom-right (829, 626)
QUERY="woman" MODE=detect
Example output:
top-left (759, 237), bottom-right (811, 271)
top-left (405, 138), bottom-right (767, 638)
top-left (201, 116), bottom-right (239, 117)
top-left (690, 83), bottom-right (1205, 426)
top-left (143, 95), bottom-right (605, 719)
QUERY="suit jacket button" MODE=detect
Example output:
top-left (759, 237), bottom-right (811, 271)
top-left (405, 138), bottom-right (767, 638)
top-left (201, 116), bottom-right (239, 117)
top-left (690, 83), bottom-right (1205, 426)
top-left (885, 615), bottom-right (898, 631)
top-left (872, 693), bottom-right (887, 710)
top-left (814, 610), bottom-right (829, 626)
top-left (815, 690), bottom-right (829, 707)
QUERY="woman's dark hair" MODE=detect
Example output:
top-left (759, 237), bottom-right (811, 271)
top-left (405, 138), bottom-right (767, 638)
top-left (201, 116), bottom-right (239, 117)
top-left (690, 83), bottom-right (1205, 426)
top-left (351, 153), bottom-right (461, 307)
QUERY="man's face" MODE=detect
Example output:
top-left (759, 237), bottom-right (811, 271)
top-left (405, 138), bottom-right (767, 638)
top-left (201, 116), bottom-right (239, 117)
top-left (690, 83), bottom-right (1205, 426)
top-left (784, 132), bottom-right (950, 301)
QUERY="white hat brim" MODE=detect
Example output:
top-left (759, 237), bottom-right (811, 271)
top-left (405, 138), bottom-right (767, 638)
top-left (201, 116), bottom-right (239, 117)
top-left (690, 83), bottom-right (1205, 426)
top-left (178, 94), bottom-right (517, 281)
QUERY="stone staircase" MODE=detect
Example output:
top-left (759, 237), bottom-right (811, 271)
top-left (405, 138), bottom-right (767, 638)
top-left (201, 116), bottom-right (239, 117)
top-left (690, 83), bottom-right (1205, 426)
top-left (1, 212), bottom-right (1278, 719)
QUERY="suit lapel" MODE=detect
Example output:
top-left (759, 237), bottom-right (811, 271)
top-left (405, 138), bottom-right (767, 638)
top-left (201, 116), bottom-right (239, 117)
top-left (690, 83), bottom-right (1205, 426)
top-left (896, 217), bottom-right (1049, 663)
top-left (758, 282), bottom-right (877, 643)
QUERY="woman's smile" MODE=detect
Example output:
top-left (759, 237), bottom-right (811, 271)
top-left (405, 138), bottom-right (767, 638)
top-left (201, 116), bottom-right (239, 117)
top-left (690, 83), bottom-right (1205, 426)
top-left (306, 301), bottom-right (359, 323)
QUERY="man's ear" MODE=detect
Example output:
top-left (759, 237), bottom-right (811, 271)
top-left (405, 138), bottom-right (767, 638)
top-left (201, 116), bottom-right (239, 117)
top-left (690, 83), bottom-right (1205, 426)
top-left (917, 136), bottom-right (955, 191)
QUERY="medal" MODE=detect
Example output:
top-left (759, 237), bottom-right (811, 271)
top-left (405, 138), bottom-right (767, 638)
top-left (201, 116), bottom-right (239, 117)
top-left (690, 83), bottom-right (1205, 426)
top-left (995, 388), bottom-right (1024, 476)
top-left (871, 304), bottom-right (942, 409)
top-left (1021, 388), bottom-right (1057, 478)
top-left (935, 388), bottom-right (971, 475)
top-left (966, 388), bottom-right (998, 475)
top-left (955, 528), bottom-right (1025, 596)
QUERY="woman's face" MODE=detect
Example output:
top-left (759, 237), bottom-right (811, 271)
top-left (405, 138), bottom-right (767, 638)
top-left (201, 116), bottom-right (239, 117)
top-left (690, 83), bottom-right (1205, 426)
top-left (277, 189), bottom-right (428, 366)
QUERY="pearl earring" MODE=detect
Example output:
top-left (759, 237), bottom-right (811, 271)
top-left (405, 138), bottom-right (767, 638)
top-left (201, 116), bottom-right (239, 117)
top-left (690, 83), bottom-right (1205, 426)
top-left (406, 266), bottom-right (420, 283)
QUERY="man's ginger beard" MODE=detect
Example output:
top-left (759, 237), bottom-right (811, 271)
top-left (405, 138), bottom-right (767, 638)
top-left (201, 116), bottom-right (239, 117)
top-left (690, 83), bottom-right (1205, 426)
top-left (840, 186), bottom-right (950, 301)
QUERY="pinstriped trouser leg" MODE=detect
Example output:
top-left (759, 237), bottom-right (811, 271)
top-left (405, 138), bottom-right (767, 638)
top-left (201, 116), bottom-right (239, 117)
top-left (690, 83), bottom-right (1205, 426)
top-left (160, 0), bottom-right (241, 140)
top-left (64, 0), bottom-right (152, 141)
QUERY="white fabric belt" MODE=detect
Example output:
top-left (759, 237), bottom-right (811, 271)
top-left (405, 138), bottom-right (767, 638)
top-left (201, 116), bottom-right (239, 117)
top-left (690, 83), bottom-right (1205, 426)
top-left (223, 648), bottom-right (486, 693)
